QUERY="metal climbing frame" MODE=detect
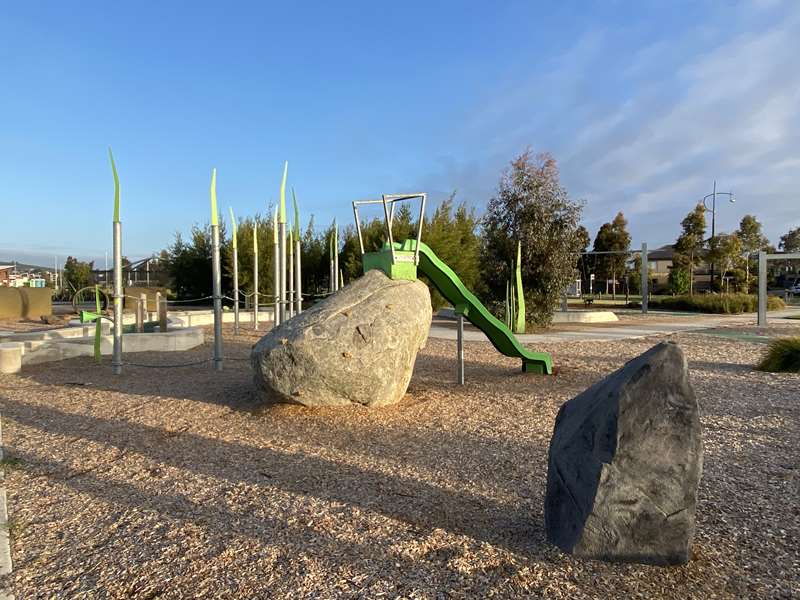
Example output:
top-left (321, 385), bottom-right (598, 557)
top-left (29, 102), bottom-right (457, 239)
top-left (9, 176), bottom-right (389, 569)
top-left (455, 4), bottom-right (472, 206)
top-left (757, 251), bottom-right (800, 325)
top-left (352, 193), bottom-right (426, 263)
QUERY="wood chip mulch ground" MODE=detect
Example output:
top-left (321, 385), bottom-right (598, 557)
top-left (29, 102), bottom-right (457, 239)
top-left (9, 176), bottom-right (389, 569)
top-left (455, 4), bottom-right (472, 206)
top-left (0, 321), bottom-right (798, 598)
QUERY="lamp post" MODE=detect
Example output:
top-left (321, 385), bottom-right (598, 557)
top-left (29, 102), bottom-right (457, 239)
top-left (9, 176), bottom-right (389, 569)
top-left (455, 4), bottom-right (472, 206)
top-left (702, 180), bottom-right (734, 291)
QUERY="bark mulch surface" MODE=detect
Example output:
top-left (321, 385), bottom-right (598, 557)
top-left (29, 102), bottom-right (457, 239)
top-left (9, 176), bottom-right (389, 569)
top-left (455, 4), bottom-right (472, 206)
top-left (0, 323), bottom-right (798, 598)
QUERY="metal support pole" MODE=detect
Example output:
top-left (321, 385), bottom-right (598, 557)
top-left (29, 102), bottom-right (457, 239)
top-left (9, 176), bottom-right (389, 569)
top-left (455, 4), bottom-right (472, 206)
top-left (112, 221), bottom-right (123, 375)
top-left (295, 240), bottom-right (302, 314)
top-left (279, 222), bottom-right (287, 323)
top-left (273, 241), bottom-right (280, 327)
top-left (288, 230), bottom-right (294, 318)
top-left (333, 223), bottom-right (339, 291)
top-left (456, 314), bottom-right (464, 385)
top-left (710, 181), bottom-right (716, 291)
top-left (640, 242), bottom-right (648, 314)
top-left (212, 223), bottom-right (223, 371)
top-left (253, 231), bottom-right (259, 331)
top-left (758, 251), bottom-right (767, 326)
top-left (232, 244), bottom-right (239, 335)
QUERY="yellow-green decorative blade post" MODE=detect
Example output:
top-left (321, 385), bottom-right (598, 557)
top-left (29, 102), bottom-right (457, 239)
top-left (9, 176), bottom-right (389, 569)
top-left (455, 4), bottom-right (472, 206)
top-left (272, 206), bottom-right (280, 327)
top-left (329, 225), bottom-right (335, 294)
top-left (229, 207), bottom-right (240, 334)
top-left (93, 285), bottom-right (102, 361)
top-left (278, 162), bottom-right (288, 323)
top-left (109, 147), bottom-right (123, 374)
top-left (288, 225), bottom-right (294, 318)
top-left (333, 219), bottom-right (339, 292)
top-left (210, 169), bottom-right (223, 370)
top-left (253, 223), bottom-right (259, 331)
top-left (292, 189), bottom-right (302, 314)
top-left (514, 241), bottom-right (525, 334)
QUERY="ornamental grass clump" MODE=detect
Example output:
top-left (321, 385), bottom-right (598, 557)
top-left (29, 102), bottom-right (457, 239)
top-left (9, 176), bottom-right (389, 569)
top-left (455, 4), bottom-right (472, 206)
top-left (757, 337), bottom-right (800, 373)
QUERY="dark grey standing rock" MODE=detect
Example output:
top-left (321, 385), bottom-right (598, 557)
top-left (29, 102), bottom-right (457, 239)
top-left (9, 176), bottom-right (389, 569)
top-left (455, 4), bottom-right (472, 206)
top-left (544, 341), bottom-right (703, 565)
top-left (251, 269), bottom-right (431, 407)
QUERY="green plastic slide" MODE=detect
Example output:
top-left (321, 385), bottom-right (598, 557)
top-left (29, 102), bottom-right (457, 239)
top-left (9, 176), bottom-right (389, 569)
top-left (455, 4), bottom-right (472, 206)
top-left (400, 240), bottom-right (553, 375)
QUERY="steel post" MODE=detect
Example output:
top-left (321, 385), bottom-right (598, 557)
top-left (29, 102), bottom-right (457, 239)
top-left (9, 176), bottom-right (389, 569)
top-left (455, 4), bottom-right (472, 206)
top-left (758, 251), bottom-right (767, 326)
top-left (112, 221), bottom-right (123, 375)
top-left (456, 314), bottom-right (465, 385)
top-left (279, 222), bottom-right (287, 323)
top-left (295, 240), bottom-right (302, 314)
top-left (232, 245), bottom-right (239, 334)
top-left (212, 223), bottom-right (223, 371)
top-left (288, 233), bottom-right (294, 318)
top-left (273, 242), bottom-right (280, 327)
top-left (640, 242), bottom-right (648, 314)
top-left (253, 241), bottom-right (259, 331)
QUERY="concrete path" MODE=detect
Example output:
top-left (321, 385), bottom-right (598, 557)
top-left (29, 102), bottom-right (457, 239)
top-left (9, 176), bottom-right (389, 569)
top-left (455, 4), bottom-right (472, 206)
top-left (429, 308), bottom-right (800, 344)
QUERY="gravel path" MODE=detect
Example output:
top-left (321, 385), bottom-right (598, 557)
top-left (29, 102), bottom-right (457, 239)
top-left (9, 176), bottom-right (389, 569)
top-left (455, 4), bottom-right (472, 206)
top-left (0, 322), bottom-right (798, 598)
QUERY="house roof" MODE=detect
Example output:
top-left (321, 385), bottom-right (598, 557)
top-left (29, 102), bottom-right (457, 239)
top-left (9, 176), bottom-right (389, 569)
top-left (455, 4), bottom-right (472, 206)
top-left (647, 245), bottom-right (675, 260)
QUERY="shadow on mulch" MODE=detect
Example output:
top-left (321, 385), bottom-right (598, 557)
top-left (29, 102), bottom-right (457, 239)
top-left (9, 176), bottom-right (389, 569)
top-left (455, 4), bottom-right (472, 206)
top-left (1, 395), bottom-right (551, 559)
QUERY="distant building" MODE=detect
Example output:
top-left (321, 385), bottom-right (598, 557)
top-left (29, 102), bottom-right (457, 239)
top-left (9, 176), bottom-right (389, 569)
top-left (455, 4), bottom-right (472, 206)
top-left (0, 265), bottom-right (14, 286)
top-left (647, 245), bottom-right (711, 293)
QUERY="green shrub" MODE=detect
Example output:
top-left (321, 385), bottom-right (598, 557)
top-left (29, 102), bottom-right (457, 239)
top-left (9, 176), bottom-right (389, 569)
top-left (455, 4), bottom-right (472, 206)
top-left (668, 268), bottom-right (690, 295)
top-left (757, 337), bottom-right (800, 372)
top-left (647, 293), bottom-right (785, 314)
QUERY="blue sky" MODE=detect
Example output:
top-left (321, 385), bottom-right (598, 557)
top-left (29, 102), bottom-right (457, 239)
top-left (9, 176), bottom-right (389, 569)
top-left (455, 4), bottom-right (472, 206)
top-left (1, 0), bottom-right (798, 266)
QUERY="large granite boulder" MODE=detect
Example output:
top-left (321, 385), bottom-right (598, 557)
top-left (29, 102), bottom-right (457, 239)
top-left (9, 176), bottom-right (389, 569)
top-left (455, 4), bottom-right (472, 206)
top-left (544, 341), bottom-right (703, 565)
top-left (251, 269), bottom-right (431, 407)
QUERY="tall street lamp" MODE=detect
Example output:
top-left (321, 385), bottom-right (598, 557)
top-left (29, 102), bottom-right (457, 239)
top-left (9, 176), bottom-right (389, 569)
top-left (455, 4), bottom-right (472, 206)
top-left (702, 180), bottom-right (735, 291)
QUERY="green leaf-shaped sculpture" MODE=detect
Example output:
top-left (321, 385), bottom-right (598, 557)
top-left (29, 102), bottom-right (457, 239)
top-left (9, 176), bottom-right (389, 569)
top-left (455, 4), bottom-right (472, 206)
top-left (514, 241), bottom-right (525, 334)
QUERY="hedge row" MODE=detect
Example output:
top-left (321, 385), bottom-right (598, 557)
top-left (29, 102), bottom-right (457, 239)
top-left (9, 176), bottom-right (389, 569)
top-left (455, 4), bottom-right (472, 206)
top-left (645, 293), bottom-right (785, 314)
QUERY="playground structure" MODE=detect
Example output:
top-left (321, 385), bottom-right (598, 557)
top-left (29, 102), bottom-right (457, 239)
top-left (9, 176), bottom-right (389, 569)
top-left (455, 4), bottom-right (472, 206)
top-left (352, 194), bottom-right (554, 375)
top-left (0, 152), bottom-right (309, 375)
top-left (758, 250), bottom-right (800, 325)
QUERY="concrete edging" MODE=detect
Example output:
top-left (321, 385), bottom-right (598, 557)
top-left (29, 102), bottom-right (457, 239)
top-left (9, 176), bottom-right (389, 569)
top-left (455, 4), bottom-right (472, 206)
top-left (0, 417), bottom-right (13, 599)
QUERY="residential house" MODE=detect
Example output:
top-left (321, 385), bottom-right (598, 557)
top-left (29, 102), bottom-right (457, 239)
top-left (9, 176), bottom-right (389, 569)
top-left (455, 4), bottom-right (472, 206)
top-left (647, 245), bottom-right (711, 293)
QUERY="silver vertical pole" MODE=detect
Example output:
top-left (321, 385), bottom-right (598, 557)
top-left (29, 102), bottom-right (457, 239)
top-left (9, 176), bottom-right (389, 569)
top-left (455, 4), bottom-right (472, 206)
top-left (333, 221), bottom-right (339, 291)
top-left (641, 242), bottom-right (648, 315)
top-left (456, 314), bottom-right (465, 385)
top-left (232, 244), bottom-right (239, 334)
top-left (279, 222), bottom-right (287, 323)
top-left (253, 231), bottom-right (259, 331)
top-left (295, 239), bottom-right (302, 314)
top-left (273, 240), bottom-right (280, 327)
top-left (757, 251), bottom-right (767, 326)
top-left (212, 223), bottom-right (223, 370)
top-left (112, 221), bottom-right (123, 375)
top-left (288, 230), bottom-right (294, 318)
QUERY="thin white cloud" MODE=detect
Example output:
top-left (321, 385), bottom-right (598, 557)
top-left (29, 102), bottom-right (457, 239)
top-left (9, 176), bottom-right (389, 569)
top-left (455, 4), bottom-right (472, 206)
top-left (419, 2), bottom-right (800, 247)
